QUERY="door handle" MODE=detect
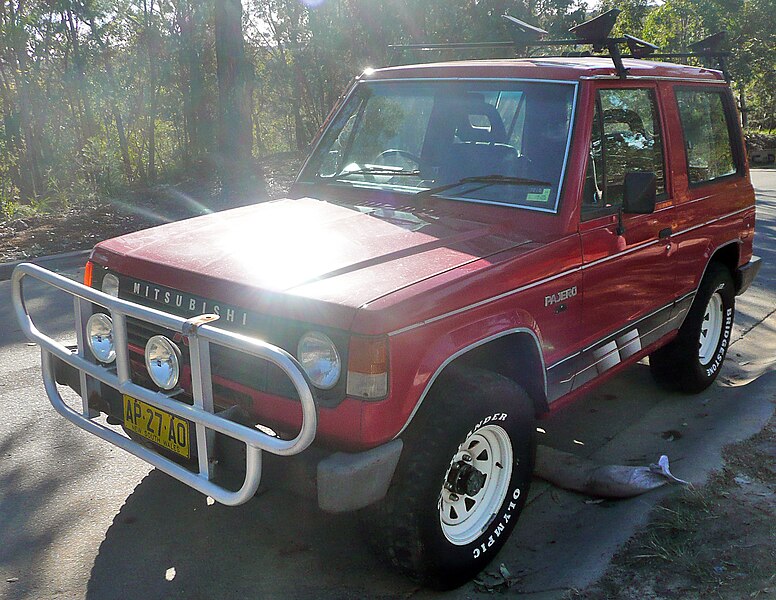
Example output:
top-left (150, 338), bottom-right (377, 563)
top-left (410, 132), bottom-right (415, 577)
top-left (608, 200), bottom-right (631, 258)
top-left (658, 227), bottom-right (672, 240)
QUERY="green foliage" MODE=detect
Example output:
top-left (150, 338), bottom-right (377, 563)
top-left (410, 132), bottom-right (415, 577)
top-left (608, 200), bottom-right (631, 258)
top-left (0, 0), bottom-right (773, 217)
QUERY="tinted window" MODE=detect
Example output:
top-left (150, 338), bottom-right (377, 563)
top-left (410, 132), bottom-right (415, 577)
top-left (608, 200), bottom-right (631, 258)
top-left (676, 89), bottom-right (737, 184)
top-left (582, 88), bottom-right (666, 214)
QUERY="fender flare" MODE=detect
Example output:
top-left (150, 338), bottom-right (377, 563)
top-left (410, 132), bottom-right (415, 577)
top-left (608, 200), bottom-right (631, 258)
top-left (393, 326), bottom-right (546, 438)
top-left (695, 239), bottom-right (741, 290)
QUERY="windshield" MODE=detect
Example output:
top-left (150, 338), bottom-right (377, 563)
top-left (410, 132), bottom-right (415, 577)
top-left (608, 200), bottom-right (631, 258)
top-left (300, 79), bottom-right (576, 212)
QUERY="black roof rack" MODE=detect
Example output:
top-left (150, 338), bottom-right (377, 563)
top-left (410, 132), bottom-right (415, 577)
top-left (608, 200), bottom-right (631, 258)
top-left (387, 9), bottom-right (731, 81)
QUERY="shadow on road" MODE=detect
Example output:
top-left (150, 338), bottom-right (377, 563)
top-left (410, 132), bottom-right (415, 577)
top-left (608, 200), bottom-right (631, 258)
top-left (81, 361), bottom-right (775, 600)
top-left (0, 417), bottom-right (103, 598)
top-left (85, 471), bottom-right (418, 600)
top-left (0, 273), bottom-right (81, 347)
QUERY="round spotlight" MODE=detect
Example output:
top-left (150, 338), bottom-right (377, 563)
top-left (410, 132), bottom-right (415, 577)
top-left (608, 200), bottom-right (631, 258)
top-left (145, 336), bottom-right (181, 390)
top-left (86, 313), bottom-right (116, 363)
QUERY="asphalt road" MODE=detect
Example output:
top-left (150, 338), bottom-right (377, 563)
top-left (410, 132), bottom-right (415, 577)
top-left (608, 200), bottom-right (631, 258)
top-left (1, 171), bottom-right (774, 600)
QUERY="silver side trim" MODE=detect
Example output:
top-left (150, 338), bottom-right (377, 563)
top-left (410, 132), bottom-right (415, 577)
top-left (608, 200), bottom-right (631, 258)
top-left (12, 263), bottom-right (318, 507)
top-left (583, 238), bottom-right (662, 269)
top-left (388, 265), bottom-right (582, 337)
top-left (672, 206), bottom-right (750, 238)
top-left (546, 287), bottom-right (698, 371)
top-left (547, 300), bottom-right (675, 370)
top-left (388, 206), bottom-right (749, 338)
top-left (571, 309), bottom-right (684, 384)
top-left (393, 328), bottom-right (546, 438)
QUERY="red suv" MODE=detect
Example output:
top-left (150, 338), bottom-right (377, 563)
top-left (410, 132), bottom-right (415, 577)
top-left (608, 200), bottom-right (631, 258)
top-left (14, 54), bottom-right (760, 588)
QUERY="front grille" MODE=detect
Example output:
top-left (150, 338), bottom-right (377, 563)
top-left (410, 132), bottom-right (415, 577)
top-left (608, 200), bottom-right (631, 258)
top-left (125, 316), bottom-right (300, 401)
top-left (110, 273), bottom-right (349, 408)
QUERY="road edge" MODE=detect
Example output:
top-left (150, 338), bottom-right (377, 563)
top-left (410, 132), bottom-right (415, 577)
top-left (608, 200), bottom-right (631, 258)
top-left (0, 249), bottom-right (91, 282)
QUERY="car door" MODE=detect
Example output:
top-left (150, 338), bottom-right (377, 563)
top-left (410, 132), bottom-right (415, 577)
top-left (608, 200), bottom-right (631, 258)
top-left (574, 84), bottom-right (677, 389)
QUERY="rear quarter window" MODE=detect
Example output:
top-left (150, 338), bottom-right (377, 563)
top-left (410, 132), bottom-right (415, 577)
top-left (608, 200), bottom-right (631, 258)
top-left (675, 88), bottom-right (740, 185)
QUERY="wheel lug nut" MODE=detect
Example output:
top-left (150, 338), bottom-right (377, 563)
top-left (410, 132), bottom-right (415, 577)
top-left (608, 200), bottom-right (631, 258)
top-left (449, 493), bottom-right (459, 502)
top-left (462, 454), bottom-right (472, 462)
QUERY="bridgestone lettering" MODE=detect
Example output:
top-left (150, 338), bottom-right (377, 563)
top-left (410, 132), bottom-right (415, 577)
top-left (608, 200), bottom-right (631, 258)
top-left (706, 307), bottom-right (733, 376)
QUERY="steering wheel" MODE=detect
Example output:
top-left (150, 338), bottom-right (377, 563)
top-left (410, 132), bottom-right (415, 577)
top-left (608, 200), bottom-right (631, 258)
top-left (374, 149), bottom-right (422, 168)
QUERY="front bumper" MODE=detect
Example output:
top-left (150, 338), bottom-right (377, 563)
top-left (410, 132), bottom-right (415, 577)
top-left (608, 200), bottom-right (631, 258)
top-left (53, 355), bottom-right (402, 512)
top-left (12, 263), bottom-right (317, 506)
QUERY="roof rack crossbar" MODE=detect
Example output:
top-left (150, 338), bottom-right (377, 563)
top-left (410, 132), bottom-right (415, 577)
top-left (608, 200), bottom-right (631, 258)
top-left (387, 10), bottom-right (730, 80)
top-left (388, 42), bottom-right (515, 51)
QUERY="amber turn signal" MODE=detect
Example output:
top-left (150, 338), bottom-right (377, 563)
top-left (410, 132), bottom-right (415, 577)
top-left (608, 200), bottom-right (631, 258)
top-left (346, 336), bottom-right (388, 399)
top-left (83, 260), bottom-right (94, 287)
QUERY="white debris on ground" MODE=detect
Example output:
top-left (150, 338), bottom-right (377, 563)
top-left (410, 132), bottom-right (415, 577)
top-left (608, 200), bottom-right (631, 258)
top-left (535, 445), bottom-right (690, 498)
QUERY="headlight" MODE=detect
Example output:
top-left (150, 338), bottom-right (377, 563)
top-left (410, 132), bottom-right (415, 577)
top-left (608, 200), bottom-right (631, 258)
top-left (297, 331), bottom-right (341, 389)
top-left (86, 313), bottom-right (116, 363)
top-left (145, 336), bottom-right (181, 390)
top-left (101, 273), bottom-right (120, 297)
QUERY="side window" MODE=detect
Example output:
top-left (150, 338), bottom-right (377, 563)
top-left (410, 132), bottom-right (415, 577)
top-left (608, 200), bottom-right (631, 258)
top-left (582, 88), bottom-right (666, 217)
top-left (675, 89), bottom-right (738, 184)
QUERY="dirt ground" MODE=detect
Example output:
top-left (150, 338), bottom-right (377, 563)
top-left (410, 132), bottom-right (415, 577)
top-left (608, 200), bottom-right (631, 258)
top-left (572, 416), bottom-right (776, 599)
top-left (0, 152), bottom-right (304, 263)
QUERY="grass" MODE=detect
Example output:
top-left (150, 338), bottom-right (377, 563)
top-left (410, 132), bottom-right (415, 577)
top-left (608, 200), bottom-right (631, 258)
top-left (571, 416), bottom-right (776, 600)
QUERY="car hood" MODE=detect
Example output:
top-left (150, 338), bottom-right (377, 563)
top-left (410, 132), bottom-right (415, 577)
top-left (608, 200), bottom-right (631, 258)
top-left (94, 197), bottom-right (534, 326)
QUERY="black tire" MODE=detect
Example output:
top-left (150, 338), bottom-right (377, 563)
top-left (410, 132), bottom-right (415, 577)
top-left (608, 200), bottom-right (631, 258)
top-left (650, 262), bottom-right (735, 393)
top-left (362, 366), bottom-right (536, 590)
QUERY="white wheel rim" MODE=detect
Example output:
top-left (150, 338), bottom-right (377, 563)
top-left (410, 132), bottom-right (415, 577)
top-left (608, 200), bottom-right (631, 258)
top-left (698, 292), bottom-right (724, 365)
top-left (439, 424), bottom-right (513, 546)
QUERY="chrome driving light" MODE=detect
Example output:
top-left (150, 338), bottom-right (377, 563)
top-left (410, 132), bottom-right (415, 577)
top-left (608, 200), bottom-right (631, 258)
top-left (101, 273), bottom-right (120, 297)
top-left (297, 331), bottom-right (341, 389)
top-left (145, 335), bottom-right (181, 390)
top-left (86, 313), bottom-right (116, 363)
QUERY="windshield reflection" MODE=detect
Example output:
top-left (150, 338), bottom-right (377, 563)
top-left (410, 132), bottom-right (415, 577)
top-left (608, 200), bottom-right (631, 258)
top-left (300, 79), bottom-right (576, 212)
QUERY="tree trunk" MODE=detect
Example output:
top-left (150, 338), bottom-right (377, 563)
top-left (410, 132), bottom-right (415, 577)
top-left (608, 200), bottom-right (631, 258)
top-left (9, 0), bottom-right (42, 201)
top-left (88, 17), bottom-right (133, 182)
top-left (148, 85), bottom-right (157, 183)
top-left (114, 109), bottom-right (133, 181)
top-left (214, 0), bottom-right (254, 195)
top-left (66, 10), bottom-right (96, 140)
top-left (292, 64), bottom-right (306, 152)
top-left (145, 1), bottom-right (159, 183)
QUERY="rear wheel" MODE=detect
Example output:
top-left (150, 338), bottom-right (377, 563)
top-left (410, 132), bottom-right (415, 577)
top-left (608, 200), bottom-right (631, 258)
top-left (650, 263), bottom-right (735, 393)
top-left (363, 366), bottom-right (536, 590)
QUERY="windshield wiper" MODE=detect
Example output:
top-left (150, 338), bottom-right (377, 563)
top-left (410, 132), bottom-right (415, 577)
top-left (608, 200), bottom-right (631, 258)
top-left (331, 166), bottom-right (421, 179)
top-left (416, 174), bottom-right (552, 200)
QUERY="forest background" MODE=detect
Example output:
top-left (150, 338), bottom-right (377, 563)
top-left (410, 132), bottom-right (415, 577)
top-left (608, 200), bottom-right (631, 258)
top-left (1, 0), bottom-right (774, 217)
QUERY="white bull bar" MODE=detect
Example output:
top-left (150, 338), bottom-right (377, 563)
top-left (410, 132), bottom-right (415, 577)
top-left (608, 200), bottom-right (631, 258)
top-left (12, 263), bottom-right (318, 506)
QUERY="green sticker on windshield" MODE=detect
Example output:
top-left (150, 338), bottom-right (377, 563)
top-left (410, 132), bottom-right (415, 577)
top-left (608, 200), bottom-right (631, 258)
top-left (525, 188), bottom-right (551, 203)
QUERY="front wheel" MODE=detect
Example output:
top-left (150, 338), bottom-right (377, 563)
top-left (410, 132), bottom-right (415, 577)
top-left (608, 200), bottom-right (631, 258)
top-left (650, 262), bottom-right (735, 393)
top-left (363, 366), bottom-right (536, 589)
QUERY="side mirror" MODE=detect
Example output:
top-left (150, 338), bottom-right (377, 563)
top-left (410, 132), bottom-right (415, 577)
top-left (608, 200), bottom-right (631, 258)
top-left (623, 171), bottom-right (657, 214)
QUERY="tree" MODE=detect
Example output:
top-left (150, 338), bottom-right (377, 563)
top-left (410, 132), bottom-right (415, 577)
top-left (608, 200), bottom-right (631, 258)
top-left (215, 0), bottom-right (254, 193)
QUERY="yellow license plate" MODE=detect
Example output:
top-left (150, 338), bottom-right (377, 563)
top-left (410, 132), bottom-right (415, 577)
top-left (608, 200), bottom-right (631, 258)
top-left (123, 395), bottom-right (191, 459)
